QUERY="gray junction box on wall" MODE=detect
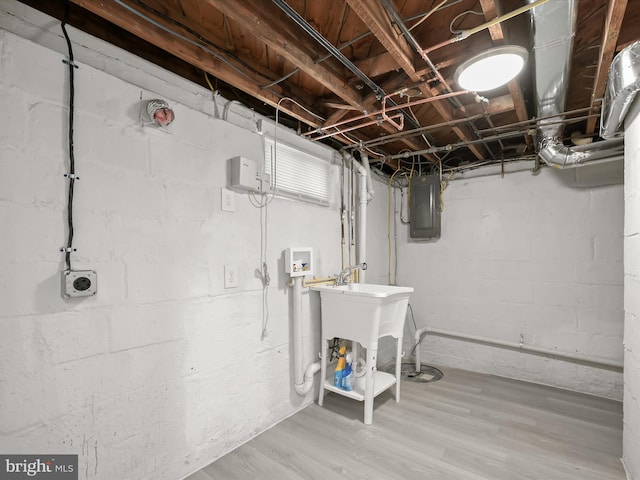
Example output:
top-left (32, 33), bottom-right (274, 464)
top-left (62, 270), bottom-right (98, 298)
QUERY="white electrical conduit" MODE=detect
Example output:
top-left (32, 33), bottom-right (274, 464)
top-left (413, 327), bottom-right (623, 372)
top-left (292, 277), bottom-right (320, 396)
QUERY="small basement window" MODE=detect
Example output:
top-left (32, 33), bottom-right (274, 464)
top-left (263, 136), bottom-right (332, 205)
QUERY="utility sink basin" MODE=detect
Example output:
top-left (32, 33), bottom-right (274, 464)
top-left (312, 283), bottom-right (413, 297)
top-left (311, 282), bottom-right (413, 350)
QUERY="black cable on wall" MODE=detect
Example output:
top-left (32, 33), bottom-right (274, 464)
top-left (60, 1), bottom-right (76, 271)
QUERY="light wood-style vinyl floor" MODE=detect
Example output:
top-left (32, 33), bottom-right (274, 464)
top-left (185, 367), bottom-right (624, 480)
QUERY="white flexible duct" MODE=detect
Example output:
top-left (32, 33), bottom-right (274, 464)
top-left (292, 277), bottom-right (320, 395)
top-left (532, 0), bottom-right (624, 167)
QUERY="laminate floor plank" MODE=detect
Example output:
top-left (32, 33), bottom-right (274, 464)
top-left (185, 367), bottom-right (624, 480)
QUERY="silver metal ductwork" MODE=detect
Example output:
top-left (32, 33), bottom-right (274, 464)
top-left (532, 0), bottom-right (624, 168)
top-left (601, 40), bottom-right (640, 139)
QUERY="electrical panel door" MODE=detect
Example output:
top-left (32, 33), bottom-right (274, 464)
top-left (410, 175), bottom-right (441, 239)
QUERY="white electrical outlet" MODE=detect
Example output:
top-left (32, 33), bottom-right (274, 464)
top-left (221, 188), bottom-right (235, 212)
top-left (224, 264), bottom-right (238, 288)
top-left (62, 270), bottom-right (97, 298)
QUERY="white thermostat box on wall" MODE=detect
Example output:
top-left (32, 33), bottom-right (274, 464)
top-left (230, 156), bottom-right (261, 192)
top-left (285, 247), bottom-right (313, 277)
top-left (229, 156), bottom-right (272, 194)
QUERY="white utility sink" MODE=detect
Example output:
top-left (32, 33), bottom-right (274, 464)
top-left (312, 282), bottom-right (413, 425)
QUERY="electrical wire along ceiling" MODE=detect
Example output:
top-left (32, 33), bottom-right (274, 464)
top-left (21, 0), bottom-right (640, 173)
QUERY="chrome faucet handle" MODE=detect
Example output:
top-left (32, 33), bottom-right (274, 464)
top-left (336, 263), bottom-right (367, 285)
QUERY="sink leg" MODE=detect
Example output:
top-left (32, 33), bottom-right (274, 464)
top-left (318, 339), bottom-right (327, 406)
top-left (395, 336), bottom-right (402, 402)
top-left (352, 341), bottom-right (361, 374)
top-left (364, 348), bottom-right (377, 425)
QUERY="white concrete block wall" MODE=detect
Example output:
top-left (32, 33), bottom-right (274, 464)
top-left (623, 98), bottom-right (640, 480)
top-left (398, 167), bottom-right (624, 399)
top-left (0, 9), bottom-right (346, 480)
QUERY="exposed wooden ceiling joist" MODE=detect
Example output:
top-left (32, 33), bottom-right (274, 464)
top-left (345, 0), bottom-right (488, 161)
top-left (203, 0), bottom-right (365, 112)
top-left (71, 0), bottom-right (322, 127)
top-left (18, 0), bottom-right (638, 172)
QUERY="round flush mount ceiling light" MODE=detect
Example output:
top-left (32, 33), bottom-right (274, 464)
top-left (454, 45), bottom-right (529, 92)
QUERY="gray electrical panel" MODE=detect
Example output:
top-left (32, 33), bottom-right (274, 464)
top-left (410, 175), bottom-right (441, 239)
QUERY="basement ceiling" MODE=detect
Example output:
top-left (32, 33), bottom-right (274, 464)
top-left (19, 0), bottom-right (640, 173)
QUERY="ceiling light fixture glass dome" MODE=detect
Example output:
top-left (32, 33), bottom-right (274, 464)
top-left (454, 45), bottom-right (529, 92)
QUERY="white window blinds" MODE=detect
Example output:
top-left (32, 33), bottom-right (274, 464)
top-left (263, 136), bottom-right (331, 205)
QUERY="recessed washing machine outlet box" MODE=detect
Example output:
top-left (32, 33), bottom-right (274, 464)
top-left (62, 270), bottom-right (97, 298)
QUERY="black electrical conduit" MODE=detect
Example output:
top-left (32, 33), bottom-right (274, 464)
top-left (265, 1), bottom-right (464, 89)
top-left (272, 0), bottom-right (424, 133)
top-left (61, 2), bottom-right (76, 271)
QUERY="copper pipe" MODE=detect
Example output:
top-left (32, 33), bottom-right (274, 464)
top-left (366, 112), bottom-right (600, 151)
top-left (305, 90), bottom-right (469, 137)
top-left (381, 93), bottom-right (406, 131)
top-left (360, 113), bottom-right (487, 148)
top-left (311, 114), bottom-right (405, 141)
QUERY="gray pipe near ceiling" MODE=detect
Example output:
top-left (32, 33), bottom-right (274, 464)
top-left (532, 0), bottom-right (624, 168)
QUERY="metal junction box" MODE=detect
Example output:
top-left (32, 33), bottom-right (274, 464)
top-left (410, 174), bottom-right (441, 239)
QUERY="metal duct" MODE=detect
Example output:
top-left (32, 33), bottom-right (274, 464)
top-left (532, 0), bottom-right (624, 168)
top-left (601, 41), bottom-right (640, 139)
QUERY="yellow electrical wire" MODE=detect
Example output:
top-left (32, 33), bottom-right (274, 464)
top-left (458, 0), bottom-right (551, 40)
top-left (387, 163), bottom-right (404, 284)
top-left (409, 0), bottom-right (449, 32)
top-left (204, 72), bottom-right (215, 93)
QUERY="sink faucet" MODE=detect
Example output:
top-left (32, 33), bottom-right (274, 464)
top-left (336, 262), bottom-right (367, 285)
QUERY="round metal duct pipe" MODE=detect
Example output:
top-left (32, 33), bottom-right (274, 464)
top-left (532, 0), bottom-right (624, 168)
top-left (601, 40), bottom-right (640, 139)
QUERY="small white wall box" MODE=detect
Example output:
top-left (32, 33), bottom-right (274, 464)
top-left (229, 156), bottom-right (272, 193)
top-left (285, 247), bottom-right (313, 277)
top-left (62, 270), bottom-right (97, 298)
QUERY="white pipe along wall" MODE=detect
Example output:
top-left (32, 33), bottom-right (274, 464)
top-left (353, 154), bottom-right (371, 283)
top-left (292, 276), bottom-right (320, 395)
top-left (414, 327), bottom-right (624, 372)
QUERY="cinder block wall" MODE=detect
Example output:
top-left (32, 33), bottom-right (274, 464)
top-left (623, 98), bottom-right (640, 479)
top-left (398, 167), bottom-right (624, 399)
top-left (0, 8), bottom-right (347, 479)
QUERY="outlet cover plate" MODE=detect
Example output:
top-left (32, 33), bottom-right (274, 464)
top-left (62, 270), bottom-right (97, 298)
top-left (221, 188), bottom-right (235, 212)
top-left (224, 264), bottom-right (238, 288)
